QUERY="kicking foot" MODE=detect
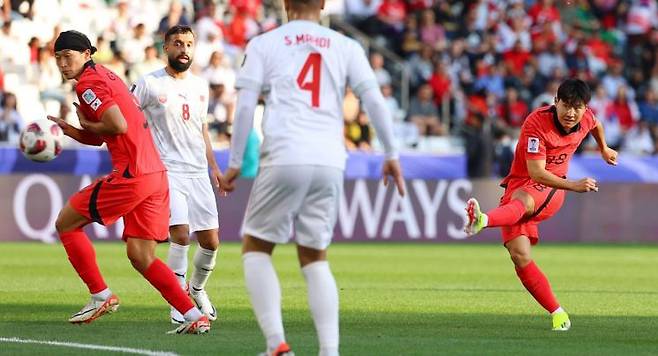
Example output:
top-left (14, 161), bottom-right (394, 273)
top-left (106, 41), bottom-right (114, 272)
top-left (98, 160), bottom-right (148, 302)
top-left (464, 198), bottom-right (486, 236)
top-left (552, 311), bottom-right (571, 331)
top-left (259, 342), bottom-right (294, 356)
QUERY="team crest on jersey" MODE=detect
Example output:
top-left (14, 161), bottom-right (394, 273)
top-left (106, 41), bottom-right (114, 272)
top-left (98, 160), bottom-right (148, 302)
top-left (158, 95), bottom-right (167, 104)
top-left (90, 98), bottom-right (102, 111)
top-left (200, 95), bottom-right (205, 102)
top-left (528, 137), bottom-right (540, 153)
top-left (82, 89), bottom-right (96, 104)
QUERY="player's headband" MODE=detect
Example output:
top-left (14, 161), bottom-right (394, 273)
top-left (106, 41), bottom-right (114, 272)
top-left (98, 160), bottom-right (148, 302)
top-left (54, 30), bottom-right (97, 55)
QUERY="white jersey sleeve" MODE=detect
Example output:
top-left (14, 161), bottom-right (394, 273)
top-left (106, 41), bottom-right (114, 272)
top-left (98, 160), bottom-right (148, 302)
top-left (346, 41), bottom-right (379, 97)
top-left (130, 78), bottom-right (152, 110)
top-left (236, 38), bottom-right (266, 93)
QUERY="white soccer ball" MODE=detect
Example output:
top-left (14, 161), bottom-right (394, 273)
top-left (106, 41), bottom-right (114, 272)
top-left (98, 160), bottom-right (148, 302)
top-left (19, 119), bottom-right (64, 162)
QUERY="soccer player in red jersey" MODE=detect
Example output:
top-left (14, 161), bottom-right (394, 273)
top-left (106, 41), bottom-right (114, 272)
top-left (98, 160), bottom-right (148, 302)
top-left (47, 30), bottom-right (209, 334)
top-left (464, 79), bottom-right (618, 331)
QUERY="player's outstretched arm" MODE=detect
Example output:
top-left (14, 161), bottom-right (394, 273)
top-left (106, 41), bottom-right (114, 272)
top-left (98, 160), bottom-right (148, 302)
top-left (47, 115), bottom-right (103, 146)
top-left (360, 87), bottom-right (405, 196)
top-left (220, 88), bottom-right (259, 192)
top-left (527, 159), bottom-right (598, 193)
top-left (78, 105), bottom-right (128, 136)
top-left (590, 120), bottom-right (618, 166)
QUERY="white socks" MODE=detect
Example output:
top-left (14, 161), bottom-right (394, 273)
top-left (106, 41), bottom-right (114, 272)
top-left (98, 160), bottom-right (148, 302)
top-left (92, 288), bottom-right (112, 301)
top-left (183, 307), bottom-right (203, 322)
top-left (551, 306), bottom-right (565, 315)
top-left (302, 261), bottom-right (339, 356)
top-left (166, 242), bottom-right (189, 290)
top-left (243, 252), bottom-right (285, 351)
top-left (190, 246), bottom-right (217, 290)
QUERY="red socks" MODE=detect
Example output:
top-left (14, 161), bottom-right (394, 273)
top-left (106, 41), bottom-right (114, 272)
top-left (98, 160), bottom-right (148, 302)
top-left (515, 261), bottom-right (560, 313)
top-left (486, 199), bottom-right (527, 227)
top-left (143, 259), bottom-right (195, 315)
top-left (59, 229), bottom-right (107, 294)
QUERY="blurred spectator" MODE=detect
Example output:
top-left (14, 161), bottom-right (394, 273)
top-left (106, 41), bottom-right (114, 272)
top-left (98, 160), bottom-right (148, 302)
top-left (382, 83), bottom-right (417, 147)
top-left (207, 83), bottom-right (232, 145)
top-left (31, 46), bottom-right (64, 102)
top-left (406, 44), bottom-right (433, 90)
top-left (428, 60), bottom-right (451, 107)
top-left (119, 23), bottom-right (154, 68)
top-left (129, 46), bottom-right (166, 84)
top-left (370, 52), bottom-right (391, 87)
top-left (202, 50), bottom-right (236, 99)
top-left (345, 110), bottom-right (373, 151)
top-left (158, 1), bottom-right (191, 37)
top-left (93, 36), bottom-right (114, 64)
top-left (418, 9), bottom-right (445, 51)
top-left (498, 87), bottom-right (528, 130)
top-left (606, 85), bottom-right (639, 132)
top-left (105, 50), bottom-right (128, 84)
top-left (345, 0), bottom-right (381, 29)
top-left (409, 84), bottom-right (443, 136)
top-left (0, 92), bottom-right (23, 144)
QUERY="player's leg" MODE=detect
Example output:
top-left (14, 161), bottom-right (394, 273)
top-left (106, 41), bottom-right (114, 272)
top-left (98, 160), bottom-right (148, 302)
top-left (465, 189), bottom-right (534, 235)
top-left (243, 235), bottom-right (290, 355)
top-left (242, 166), bottom-right (307, 355)
top-left (189, 228), bottom-right (219, 320)
top-left (294, 166), bottom-right (342, 356)
top-left (166, 177), bottom-right (191, 290)
top-left (124, 172), bottom-right (208, 334)
top-left (505, 235), bottom-right (569, 330)
top-left (58, 183), bottom-right (118, 324)
top-left (187, 175), bottom-right (221, 321)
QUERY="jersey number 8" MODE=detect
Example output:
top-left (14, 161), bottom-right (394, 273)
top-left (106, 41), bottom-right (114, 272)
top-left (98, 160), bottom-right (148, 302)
top-left (297, 53), bottom-right (322, 108)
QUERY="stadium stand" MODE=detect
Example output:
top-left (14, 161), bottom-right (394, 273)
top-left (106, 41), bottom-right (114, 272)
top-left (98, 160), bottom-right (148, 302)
top-left (0, 0), bottom-right (657, 178)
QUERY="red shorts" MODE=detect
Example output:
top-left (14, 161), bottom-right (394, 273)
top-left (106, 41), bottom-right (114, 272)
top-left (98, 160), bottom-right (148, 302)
top-left (70, 171), bottom-right (169, 241)
top-left (499, 178), bottom-right (565, 245)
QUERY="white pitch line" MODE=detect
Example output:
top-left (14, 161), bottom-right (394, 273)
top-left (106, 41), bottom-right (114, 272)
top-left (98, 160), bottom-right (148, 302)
top-left (0, 337), bottom-right (179, 356)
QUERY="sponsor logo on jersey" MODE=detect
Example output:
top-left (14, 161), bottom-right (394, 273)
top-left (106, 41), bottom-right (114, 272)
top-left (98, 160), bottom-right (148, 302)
top-left (158, 95), bottom-right (167, 104)
top-left (82, 89), bottom-right (96, 104)
top-left (90, 98), bottom-right (102, 111)
top-left (528, 137), bottom-right (540, 153)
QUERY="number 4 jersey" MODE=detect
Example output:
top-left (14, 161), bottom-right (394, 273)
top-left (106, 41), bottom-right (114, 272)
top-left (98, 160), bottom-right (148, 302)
top-left (131, 69), bottom-right (210, 177)
top-left (236, 20), bottom-right (379, 170)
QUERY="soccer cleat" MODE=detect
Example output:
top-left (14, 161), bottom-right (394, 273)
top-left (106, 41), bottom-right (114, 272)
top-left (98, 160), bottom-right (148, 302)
top-left (68, 294), bottom-right (120, 324)
top-left (552, 311), bottom-right (571, 331)
top-left (167, 315), bottom-right (210, 335)
top-left (464, 198), bottom-right (486, 236)
top-left (258, 342), bottom-right (294, 356)
top-left (189, 286), bottom-right (217, 321)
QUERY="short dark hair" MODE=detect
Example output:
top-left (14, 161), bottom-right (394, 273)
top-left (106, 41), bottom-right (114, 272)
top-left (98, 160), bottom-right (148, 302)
top-left (164, 25), bottom-right (195, 43)
top-left (288, 0), bottom-right (323, 9)
top-left (556, 78), bottom-right (591, 107)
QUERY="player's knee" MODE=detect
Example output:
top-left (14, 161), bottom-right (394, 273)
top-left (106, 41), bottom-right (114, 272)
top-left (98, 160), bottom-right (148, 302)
top-left (200, 239), bottom-right (219, 251)
top-left (509, 249), bottom-right (531, 267)
top-left (512, 193), bottom-right (535, 215)
top-left (126, 249), bottom-right (152, 273)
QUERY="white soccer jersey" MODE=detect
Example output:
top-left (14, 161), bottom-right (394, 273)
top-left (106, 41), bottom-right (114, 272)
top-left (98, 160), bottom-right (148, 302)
top-left (132, 69), bottom-right (210, 177)
top-left (235, 20), bottom-right (379, 170)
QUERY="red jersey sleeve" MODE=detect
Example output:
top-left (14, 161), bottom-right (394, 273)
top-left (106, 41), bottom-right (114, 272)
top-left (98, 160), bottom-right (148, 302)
top-left (521, 116), bottom-right (547, 160)
top-left (76, 76), bottom-right (116, 121)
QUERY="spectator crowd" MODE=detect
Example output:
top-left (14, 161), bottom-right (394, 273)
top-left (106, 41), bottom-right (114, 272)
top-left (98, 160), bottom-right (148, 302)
top-left (1, 0), bottom-right (657, 178)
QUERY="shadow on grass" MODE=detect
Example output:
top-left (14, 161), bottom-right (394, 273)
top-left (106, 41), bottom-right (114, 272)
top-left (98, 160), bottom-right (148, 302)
top-left (1, 304), bottom-right (657, 356)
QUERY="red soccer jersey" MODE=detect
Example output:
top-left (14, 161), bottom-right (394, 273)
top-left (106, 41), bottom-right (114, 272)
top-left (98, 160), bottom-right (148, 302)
top-left (75, 62), bottom-right (165, 177)
top-left (502, 105), bottom-right (598, 185)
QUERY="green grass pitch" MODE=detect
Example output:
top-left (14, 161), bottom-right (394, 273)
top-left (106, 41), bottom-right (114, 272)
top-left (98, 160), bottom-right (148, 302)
top-left (1, 242), bottom-right (657, 355)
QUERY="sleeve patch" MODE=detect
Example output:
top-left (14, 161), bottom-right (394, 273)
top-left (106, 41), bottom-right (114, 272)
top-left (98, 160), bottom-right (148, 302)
top-left (90, 98), bottom-right (102, 111)
top-left (82, 89), bottom-right (97, 104)
top-left (527, 137), bottom-right (540, 153)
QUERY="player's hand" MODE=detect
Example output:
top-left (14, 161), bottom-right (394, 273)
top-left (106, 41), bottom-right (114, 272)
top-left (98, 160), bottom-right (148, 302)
top-left (210, 166), bottom-right (227, 196)
top-left (382, 159), bottom-right (405, 196)
top-left (46, 115), bottom-right (75, 137)
top-left (601, 146), bottom-right (618, 166)
top-left (219, 167), bottom-right (240, 193)
top-left (572, 177), bottom-right (598, 193)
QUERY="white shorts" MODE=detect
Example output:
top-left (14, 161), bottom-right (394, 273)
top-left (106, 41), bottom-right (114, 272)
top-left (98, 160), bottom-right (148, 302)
top-left (242, 165), bottom-right (343, 250)
top-left (169, 174), bottom-right (219, 232)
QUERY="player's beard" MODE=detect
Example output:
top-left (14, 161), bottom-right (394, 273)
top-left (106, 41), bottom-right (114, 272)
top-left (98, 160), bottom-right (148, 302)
top-left (168, 54), bottom-right (192, 73)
